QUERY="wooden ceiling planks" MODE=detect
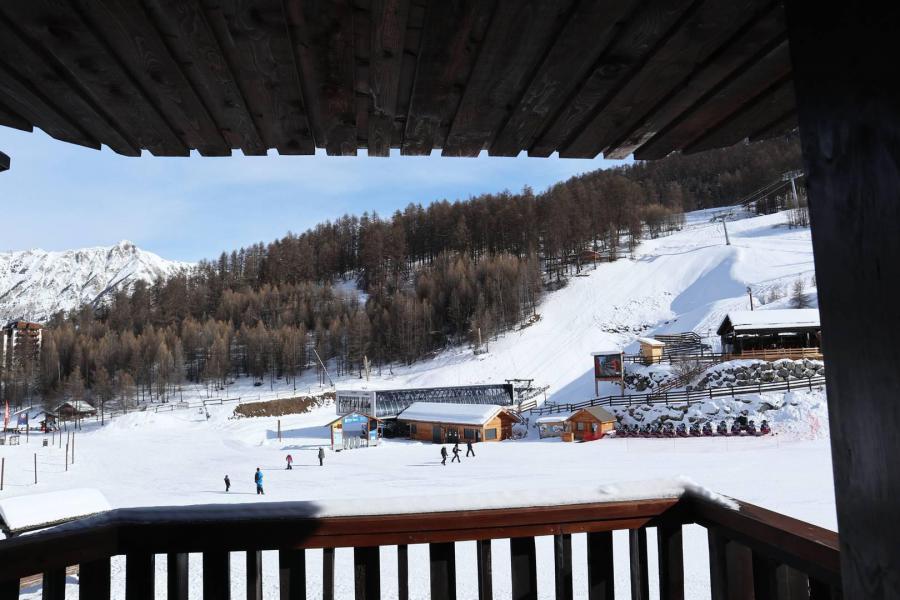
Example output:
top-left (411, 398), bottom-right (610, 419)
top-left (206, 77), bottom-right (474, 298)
top-left (529, 0), bottom-right (700, 158)
top-left (141, 0), bottom-right (267, 156)
top-left (575, 0), bottom-right (777, 160)
top-left (0, 0), bottom-right (797, 161)
top-left (634, 38), bottom-right (792, 159)
top-left (441, 0), bottom-right (576, 157)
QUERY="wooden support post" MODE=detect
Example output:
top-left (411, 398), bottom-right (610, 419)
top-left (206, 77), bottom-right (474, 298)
top-left (429, 542), bottom-right (456, 600)
top-left (125, 553), bottom-right (155, 600)
top-left (323, 548), bottom-right (335, 600)
top-left (784, 2), bottom-right (900, 598)
top-left (353, 547), bottom-right (379, 600)
top-left (80, 558), bottom-right (112, 600)
top-left (510, 537), bottom-right (537, 600)
top-left (0, 579), bottom-right (18, 600)
top-left (246, 551), bottom-right (263, 600)
top-left (707, 529), bottom-right (728, 600)
top-left (278, 419), bottom-right (281, 441)
top-left (279, 549), bottom-right (306, 600)
top-left (33, 453), bottom-right (36, 484)
top-left (476, 539), bottom-right (493, 600)
top-left (553, 534), bottom-right (573, 600)
top-left (725, 541), bottom-right (754, 600)
top-left (629, 528), bottom-right (649, 600)
top-left (586, 531), bottom-right (614, 600)
top-left (396, 545), bottom-right (408, 600)
top-left (168, 553), bottom-right (189, 600)
top-left (42, 567), bottom-right (66, 600)
top-left (65, 443), bottom-right (69, 471)
top-left (657, 525), bottom-right (684, 600)
top-left (203, 551), bottom-right (231, 600)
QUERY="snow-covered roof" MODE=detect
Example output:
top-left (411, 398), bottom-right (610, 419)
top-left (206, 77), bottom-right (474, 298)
top-left (55, 400), bottom-right (96, 413)
top-left (0, 488), bottom-right (111, 534)
top-left (721, 309), bottom-right (820, 333)
top-left (534, 406), bottom-right (616, 425)
top-left (12, 406), bottom-right (52, 419)
top-left (590, 349), bottom-right (622, 356)
top-left (398, 402), bottom-right (506, 425)
top-left (535, 411), bottom-right (577, 424)
top-left (637, 337), bottom-right (665, 346)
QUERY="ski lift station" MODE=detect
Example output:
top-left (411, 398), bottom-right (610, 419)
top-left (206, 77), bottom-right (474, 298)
top-left (397, 402), bottom-right (517, 444)
top-left (336, 384), bottom-right (515, 419)
top-left (717, 308), bottom-right (821, 354)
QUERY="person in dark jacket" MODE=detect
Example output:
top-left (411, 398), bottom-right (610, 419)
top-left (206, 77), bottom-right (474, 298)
top-left (451, 443), bottom-right (461, 463)
top-left (318, 447), bottom-right (325, 466)
top-left (224, 475), bottom-right (231, 492)
top-left (466, 440), bottom-right (475, 457)
top-left (440, 446), bottom-right (448, 466)
top-left (254, 468), bottom-right (264, 495)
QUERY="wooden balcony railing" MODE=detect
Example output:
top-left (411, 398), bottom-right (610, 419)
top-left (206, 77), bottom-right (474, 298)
top-left (0, 491), bottom-right (840, 599)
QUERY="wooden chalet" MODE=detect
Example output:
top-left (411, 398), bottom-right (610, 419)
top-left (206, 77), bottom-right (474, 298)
top-left (398, 402), bottom-right (516, 444)
top-left (637, 337), bottom-right (666, 365)
top-left (717, 309), bottom-right (821, 354)
top-left (0, 2), bottom-right (895, 597)
top-left (54, 401), bottom-right (96, 420)
top-left (536, 406), bottom-right (616, 441)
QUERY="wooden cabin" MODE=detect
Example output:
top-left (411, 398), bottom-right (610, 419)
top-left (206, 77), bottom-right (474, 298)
top-left (54, 401), bottom-right (97, 420)
top-left (637, 337), bottom-right (666, 365)
top-left (536, 406), bottom-right (616, 441)
top-left (717, 309), bottom-right (821, 354)
top-left (398, 402), bottom-right (516, 443)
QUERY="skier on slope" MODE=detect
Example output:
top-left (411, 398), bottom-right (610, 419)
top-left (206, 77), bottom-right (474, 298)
top-left (224, 474), bottom-right (231, 492)
top-left (451, 442), bottom-right (461, 463)
top-left (318, 447), bottom-right (325, 466)
top-left (285, 454), bottom-right (293, 470)
top-left (254, 468), bottom-right (264, 495)
top-left (440, 446), bottom-right (448, 466)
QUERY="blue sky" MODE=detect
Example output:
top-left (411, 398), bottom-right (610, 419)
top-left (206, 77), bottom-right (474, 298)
top-left (0, 127), bottom-right (624, 262)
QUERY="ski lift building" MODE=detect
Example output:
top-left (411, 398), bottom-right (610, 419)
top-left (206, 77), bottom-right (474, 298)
top-left (336, 384), bottom-right (515, 419)
top-left (717, 309), bottom-right (821, 354)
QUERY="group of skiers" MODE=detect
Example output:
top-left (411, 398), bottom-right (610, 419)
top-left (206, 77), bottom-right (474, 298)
top-left (223, 448), bottom-right (327, 494)
top-left (440, 440), bottom-right (476, 465)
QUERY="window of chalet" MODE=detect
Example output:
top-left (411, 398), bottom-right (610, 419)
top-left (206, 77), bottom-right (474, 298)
top-left (577, 422), bottom-right (585, 431)
top-left (464, 428), bottom-right (476, 440)
top-left (485, 428), bottom-right (497, 440)
top-left (410, 424), bottom-right (417, 435)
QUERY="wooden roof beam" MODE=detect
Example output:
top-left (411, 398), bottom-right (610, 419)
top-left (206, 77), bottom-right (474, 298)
top-left (634, 39), bottom-right (792, 160)
top-left (0, 151), bottom-right (9, 173)
top-left (367, 0), bottom-right (410, 157)
top-left (0, 97), bottom-right (32, 133)
top-left (529, 0), bottom-right (700, 158)
top-left (602, 1), bottom-right (786, 160)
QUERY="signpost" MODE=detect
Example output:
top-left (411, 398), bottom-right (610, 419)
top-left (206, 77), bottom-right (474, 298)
top-left (591, 349), bottom-right (625, 396)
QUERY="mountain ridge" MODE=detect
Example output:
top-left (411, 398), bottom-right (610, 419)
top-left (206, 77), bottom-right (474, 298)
top-left (0, 240), bottom-right (191, 323)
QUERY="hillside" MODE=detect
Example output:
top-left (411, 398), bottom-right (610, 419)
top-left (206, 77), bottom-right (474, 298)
top-left (0, 241), bottom-right (190, 323)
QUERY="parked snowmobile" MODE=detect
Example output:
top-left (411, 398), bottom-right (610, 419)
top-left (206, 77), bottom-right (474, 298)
top-left (690, 423), bottom-right (702, 436)
top-left (662, 422), bottom-right (676, 437)
top-left (747, 420), bottom-right (758, 435)
top-left (717, 421), bottom-right (729, 436)
top-left (731, 420), bottom-right (743, 436)
top-left (702, 422), bottom-right (714, 436)
top-left (760, 420), bottom-right (771, 435)
top-left (639, 425), bottom-right (652, 438)
top-left (676, 423), bottom-right (689, 437)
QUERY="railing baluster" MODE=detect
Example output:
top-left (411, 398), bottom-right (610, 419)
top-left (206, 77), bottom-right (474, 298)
top-left (776, 565), bottom-right (809, 599)
top-left (41, 568), bottom-right (65, 600)
top-left (809, 578), bottom-right (842, 599)
top-left (553, 534), bottom-right (573, 600)
top-left (167, 553), bottom-right (189, 600)
top-left (0, 579), bottom-right (17, 600)
top-left (397, 545), bottom-right (408, 600)
top-left (725, 541), bottom-right (754, 600)
top-left (629, 528), bottom-right (649, 600)
top-left (353, 547), bottom-right (380, 600)
top-left (279, 549), bottom-right (306, 600)
top-left (323, 548), bottom-right (335, 600)
top-left (476, 539), bottom-right (493, 600)
top-left (246, 551), bottom-right (263, 600)
top-left (752, 552), bottom-right (780, 599)
top-left (429, 542), bottom-right (456, 600)
top-left (510, 537), bottom-right (537, 600)
top-left (80, 558), bottom-right (111, 600)
top-left (203, 551), bottom-right (231, 600)
top-left (707, 529), bottom-right (728, 600)
top-left (658, 525), bottom-right (684, 600)
top-left (125, 553), bottom-right (155, 600)
top-left (586, 531), bottom-right (613, 600)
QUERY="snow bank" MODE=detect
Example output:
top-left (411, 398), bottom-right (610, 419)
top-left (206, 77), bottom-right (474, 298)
top-left (0, 488), bottom-right (111, 533)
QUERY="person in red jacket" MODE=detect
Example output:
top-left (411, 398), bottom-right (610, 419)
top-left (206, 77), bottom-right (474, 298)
top-left (285, 454), bottom-right (293, 470)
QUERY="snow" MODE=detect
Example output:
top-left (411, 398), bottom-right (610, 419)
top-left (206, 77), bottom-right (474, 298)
top-left (398, 402), bottom-right (505, 425)
top-left (535, 411), bottom-right (578, 424)
top-left (0, 488), bottom-right (110, 533)
top-left (0, 241), bottom-right (191, 323)
top-left (0, 209), bottom-right (834, 599)
top-left (724, 308), bottom-right (820, 332)
top-left (636, 337), bottom-right (665, 346)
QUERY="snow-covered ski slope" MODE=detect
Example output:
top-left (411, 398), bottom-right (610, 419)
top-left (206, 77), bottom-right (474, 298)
top-left (344, 208), bottom-right (816, 404)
